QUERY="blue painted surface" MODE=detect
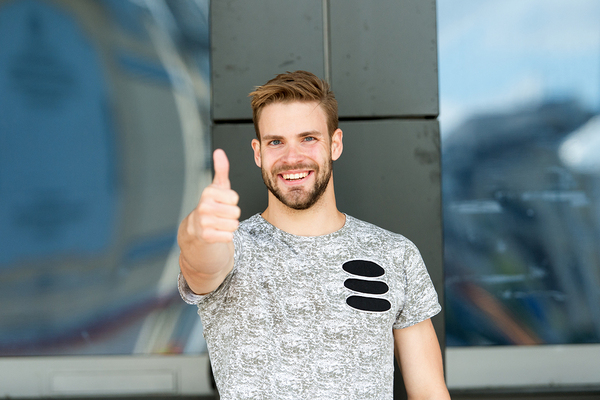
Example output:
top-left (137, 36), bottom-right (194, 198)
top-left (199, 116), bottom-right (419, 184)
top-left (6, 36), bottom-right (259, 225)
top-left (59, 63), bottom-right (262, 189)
top-left (0, 0), bottom-right (117, 266)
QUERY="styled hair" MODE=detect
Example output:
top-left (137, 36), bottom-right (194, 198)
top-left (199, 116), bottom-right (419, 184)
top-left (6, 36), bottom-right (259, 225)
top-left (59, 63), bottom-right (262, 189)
top-left (249, 71), bottom-right (338, 139)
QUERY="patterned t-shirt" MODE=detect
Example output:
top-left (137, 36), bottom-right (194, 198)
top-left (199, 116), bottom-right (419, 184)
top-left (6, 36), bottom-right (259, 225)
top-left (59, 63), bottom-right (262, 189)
top-left (179, 214), bottom-right (441, 400)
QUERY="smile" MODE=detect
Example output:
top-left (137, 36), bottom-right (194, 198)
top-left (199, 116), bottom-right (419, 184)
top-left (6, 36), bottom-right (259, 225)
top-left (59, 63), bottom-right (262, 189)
top-left (281, 171), bottom-right (310, 181)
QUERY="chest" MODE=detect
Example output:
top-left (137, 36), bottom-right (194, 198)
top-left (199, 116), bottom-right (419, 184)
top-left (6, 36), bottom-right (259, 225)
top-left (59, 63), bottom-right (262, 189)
top-left (214, 250), bottom-right (404, 341)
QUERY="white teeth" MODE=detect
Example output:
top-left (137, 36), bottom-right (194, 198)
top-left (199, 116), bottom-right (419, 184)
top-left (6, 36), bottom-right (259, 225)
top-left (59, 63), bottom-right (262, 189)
top-left (283, 172), bottom-right (309, 180)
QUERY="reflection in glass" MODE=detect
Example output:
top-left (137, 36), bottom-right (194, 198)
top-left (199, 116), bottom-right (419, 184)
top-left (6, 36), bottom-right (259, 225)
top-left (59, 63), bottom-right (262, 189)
top-left (443, 100), bottom-right (600, 345)
top-left (0, 0), bottom-right (210, 356)
top-left (439, 1), bottom-right (600, 346)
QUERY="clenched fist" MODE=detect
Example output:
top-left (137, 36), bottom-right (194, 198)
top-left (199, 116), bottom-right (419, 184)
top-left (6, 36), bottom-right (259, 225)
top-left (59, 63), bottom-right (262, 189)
top-left (187, 149), bottom-right (241, 243)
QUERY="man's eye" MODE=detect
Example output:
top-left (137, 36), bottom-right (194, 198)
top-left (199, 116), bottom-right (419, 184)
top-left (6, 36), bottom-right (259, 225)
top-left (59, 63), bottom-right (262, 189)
top-left (304, 136), bottom-right (315, 142)
top-left (269, 140), bottom-right (282, 146)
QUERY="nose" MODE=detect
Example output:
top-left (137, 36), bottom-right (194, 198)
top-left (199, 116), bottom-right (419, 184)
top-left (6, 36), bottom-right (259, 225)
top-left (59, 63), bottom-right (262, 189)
top-left (282, 141), bottom-right (304, 164)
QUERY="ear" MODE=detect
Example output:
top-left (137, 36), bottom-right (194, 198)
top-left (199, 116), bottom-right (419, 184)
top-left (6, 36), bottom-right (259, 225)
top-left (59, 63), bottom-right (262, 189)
top-left (331, 128), bottom-right (343, 161)
top-left (251, 138), bottom-right (262, 168)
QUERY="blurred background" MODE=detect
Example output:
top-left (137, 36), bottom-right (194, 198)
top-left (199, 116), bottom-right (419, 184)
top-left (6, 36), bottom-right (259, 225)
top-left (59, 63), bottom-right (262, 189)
top-left (439, 0), bottom-right (600, 348)
top-left (1, 0), bottom-right (599, 398)
top-left (439, 2), bottom-right (600, 394)
top-left (0, 0), bottom-right (211, 358)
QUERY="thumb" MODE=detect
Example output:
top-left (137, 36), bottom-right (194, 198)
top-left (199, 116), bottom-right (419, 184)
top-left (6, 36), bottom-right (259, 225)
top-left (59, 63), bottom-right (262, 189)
top-left (212, 149), bottom-right (231, 189)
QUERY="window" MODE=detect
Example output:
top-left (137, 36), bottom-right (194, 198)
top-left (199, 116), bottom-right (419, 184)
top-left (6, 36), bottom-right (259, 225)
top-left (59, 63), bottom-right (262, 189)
top-left (0, 1), bottom-right (212, 396)
top-left (438, 0), bottom-right (600, 389)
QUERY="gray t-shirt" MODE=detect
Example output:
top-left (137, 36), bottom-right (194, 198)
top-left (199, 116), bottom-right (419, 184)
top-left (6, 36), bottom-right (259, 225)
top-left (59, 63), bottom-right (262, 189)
top-left (179, 214), bottom-right (441, 400)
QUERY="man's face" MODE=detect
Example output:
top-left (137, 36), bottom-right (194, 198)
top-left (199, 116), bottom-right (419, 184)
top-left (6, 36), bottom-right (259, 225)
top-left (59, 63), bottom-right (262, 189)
top-left (251, 101), bottom-right (342, 210)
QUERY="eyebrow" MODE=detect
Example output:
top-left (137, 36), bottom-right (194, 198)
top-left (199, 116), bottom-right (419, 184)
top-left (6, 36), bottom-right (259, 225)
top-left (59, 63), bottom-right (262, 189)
top-left (299, 130), bottom-right (323, 138)
top-left (261, 130), bottom-right (323, 142)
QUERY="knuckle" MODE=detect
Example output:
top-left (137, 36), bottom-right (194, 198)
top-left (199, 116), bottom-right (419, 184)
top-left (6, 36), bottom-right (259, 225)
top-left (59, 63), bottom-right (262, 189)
top-left (197, 201), bottom-right (213, 215)
top-left (199, 227), bottom-right (215, 242)
top-left (198, 213), bottom-right (215, 227)
top-left (201, 185), bottom-right (217, 200)
top-left (185, 222), bottom-right (197, 237)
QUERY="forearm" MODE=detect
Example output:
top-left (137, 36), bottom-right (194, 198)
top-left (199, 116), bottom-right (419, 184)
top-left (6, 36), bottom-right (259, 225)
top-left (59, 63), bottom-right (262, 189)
top-left (406, 386), bottom-right (450, 400)
top-left (178, 214), bottom-right (235, 294)
top-left (394, 320), bottom-right (450, 400)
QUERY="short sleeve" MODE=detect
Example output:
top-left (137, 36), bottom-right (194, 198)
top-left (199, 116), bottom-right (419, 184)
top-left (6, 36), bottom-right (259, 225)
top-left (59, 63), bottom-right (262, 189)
top-left (178, 273), bottom-right (209, 305)
top-left (393, 240), bottom-right (441, 329)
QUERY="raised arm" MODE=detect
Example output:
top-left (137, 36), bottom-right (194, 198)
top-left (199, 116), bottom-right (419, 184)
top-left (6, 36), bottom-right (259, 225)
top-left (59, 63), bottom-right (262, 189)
top-left (178, 149), bottom-right (241, 295)
top-left (394, 319), bottom-right (450, 400)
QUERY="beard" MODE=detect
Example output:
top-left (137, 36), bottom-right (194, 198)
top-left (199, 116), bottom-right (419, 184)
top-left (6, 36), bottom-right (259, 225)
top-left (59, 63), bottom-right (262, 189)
top-left (262, 157), bottom-right (333, 210)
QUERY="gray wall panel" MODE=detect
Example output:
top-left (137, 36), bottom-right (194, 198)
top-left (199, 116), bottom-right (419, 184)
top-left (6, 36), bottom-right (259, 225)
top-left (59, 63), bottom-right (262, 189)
top-left (211, 0), bottom-right (325, 121)
top-left (329, 0), bottom-right (439, 117)
top-left (212, 124), bottom-right (267, 220)
top-left (335, 119), bottom-right (444, 340)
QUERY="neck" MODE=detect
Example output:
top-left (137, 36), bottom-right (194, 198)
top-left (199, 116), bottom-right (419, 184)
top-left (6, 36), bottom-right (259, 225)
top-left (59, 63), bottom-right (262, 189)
top-left (261, 180), bottom-right (345, 236)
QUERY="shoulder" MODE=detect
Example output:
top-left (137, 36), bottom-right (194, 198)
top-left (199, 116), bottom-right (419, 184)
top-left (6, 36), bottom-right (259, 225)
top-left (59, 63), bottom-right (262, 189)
top-left (343, 215), bottom-right (424, 264)
top-left (238, 213), bottom-right (264, 230)
top-left (232, 214), bottom-right (275, 260)
top-left (345, 215), bottom-right (413, 246)
top-left (235, 214), bottom-right (269, 239)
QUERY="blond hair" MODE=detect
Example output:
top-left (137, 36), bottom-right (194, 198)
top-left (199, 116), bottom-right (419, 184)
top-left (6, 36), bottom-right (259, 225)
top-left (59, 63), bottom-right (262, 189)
top-left (249, 71), bottom-right (338, 139)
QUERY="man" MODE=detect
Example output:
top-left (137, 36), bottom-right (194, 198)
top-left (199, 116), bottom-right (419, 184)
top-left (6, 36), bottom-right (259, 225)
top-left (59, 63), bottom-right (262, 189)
top-left (178, 71), bottom-right (450, 399)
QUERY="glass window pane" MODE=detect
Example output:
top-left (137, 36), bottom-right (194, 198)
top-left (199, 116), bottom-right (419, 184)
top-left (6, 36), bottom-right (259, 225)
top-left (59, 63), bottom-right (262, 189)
top-left (0, 0), bottom-right (211, 357)
top-left (439, 0), bottom-right (600, 347)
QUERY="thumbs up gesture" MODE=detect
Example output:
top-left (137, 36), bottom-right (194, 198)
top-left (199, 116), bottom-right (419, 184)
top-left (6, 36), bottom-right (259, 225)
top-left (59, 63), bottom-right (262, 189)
top-left (188, 149), bottom-right (241, 243)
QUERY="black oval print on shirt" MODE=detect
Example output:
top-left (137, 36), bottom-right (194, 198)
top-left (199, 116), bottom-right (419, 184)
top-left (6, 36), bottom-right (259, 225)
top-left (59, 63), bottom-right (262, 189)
top-left (344, 278), bottom-right (388, 295)
top-left (342, 260), bottom-right (384, 277)
top-left (343, 260), bottom-right (391, 312)
top-left (346, 295), bottom-right (392, 312)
